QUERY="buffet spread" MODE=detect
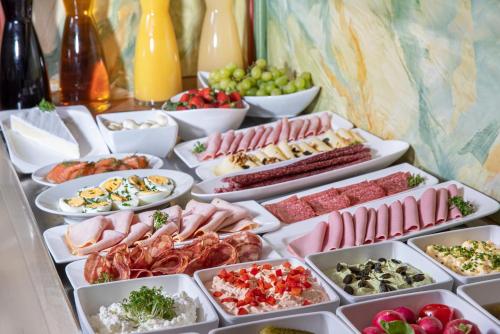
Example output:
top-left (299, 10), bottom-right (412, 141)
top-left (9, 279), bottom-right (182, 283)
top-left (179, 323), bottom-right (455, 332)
top-left (0, 88), bottom-right (499, 334)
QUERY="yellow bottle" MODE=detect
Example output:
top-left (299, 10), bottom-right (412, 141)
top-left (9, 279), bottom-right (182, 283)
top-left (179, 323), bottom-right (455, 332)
top-left (198, 0), bottom-right (244, 71)
top-left (134, 0), bottom-right (182, 105)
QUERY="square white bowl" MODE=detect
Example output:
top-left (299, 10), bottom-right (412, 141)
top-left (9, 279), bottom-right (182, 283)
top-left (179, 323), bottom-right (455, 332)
top-left (457, 278), bottom-right (500, 326)
top-left (193, 258), bottom-right (340, 326)
top-left (96, 110), bottom-right (178, 157)
top-left (407, 225), bottom-right (500, 287)
top-left (208, 311), bottom-right (353, 334)
top-left (305, 241), bottom-right (453, 305)
top-left (74, 274), bottom-right (219, 334)
top-left (336, 289), bottom-right (499, 334)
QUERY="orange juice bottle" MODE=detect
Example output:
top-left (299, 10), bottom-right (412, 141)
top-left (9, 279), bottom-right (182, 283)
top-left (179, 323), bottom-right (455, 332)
top-left (134, 0), bottom-right (182, 106)
top-left (198, 0), bottom-right (244, 71)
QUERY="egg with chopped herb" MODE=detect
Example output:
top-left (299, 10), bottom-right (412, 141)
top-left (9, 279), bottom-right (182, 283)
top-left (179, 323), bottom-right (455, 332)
top-left (124, 175), bottom-right (147, 194)
top-left (110, 193), bottom-right (139, 210)
top-left (137, 190), bottom-right (169, 204)
top-left (143, 175), bottom-right (175, 195)
top-left (83, 200), bottom-right (112, 213)
top-left (77, 186), bottom-right (108, 202)
top-left (59, 197), bottom-right (85, 213)
top-left (99, 177), bottom-right (128, 194)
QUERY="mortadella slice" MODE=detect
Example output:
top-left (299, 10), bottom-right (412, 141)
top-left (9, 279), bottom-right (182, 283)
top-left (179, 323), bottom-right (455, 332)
top-left (419, 188), bottom-right (437, 228)
top-left (288, 221), bottom-right (327, 259)
top-left (342, 212), bottom-right (355, 248)
top-left (200, 132), bottom-right (222, 160)
top-left (322, 211), bottom-right (343, 250)
top-left (403, 196), bottom-right (420, 232)
top-left (228, 132), bottom-right (244, 154)
top-left (389, 200), bottom-right (403, 237)
top-left (354, 207), bottom-right (368, 246)
top-left (65, 215), bottom-right (107, 251)
top-left (447, 184), bottom-right (463, 219)
top-left (194, 210), bottom-right (230, 236)
top-left (175, 214), bottom-right (205, 241)
top-left (218, 218), bottom-right (259, 233)
top-left (119, 222), bottom-right (151, 247)
top-left (279, 118), bottom-right (290, 143)
top-left (298, 119), bottom-right (310, 139)
top-left (364, 208), bottom-right (376, 244)
top-left (267, 121), bottom-right (282, 145)
top-left (436, 188), bottom-right (449, 224)
top-left (249, 126), bottom-right (265, 150)
top-left (106, 210), bottom-right (134, 234)
top-left (258, 127), bottom-right (273, 148)
top-left (288, 119), bottom-right (304, 141)
top-left (305, 116), bottom-right (320, 136)
top-left (376, 204), bottom-right (389, 241)
top-left (77, 230), bottom-right (125, 256)
top-left (319, 113), bottom-right (331, 134)
top-left (217, 130), bottom-right (235, 156)
top-left (237, 128), bottom-right (256, 152)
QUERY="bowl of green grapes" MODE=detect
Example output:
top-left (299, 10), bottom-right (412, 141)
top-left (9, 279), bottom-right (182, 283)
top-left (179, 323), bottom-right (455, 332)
top-left (198, 59), bottom-right (320, 118)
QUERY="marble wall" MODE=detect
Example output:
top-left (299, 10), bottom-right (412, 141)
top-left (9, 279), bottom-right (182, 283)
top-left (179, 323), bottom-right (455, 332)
top-left (265, 0), bottom-right (500, 201)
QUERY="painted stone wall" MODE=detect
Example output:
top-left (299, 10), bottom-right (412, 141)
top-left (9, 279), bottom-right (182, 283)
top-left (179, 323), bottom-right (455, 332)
top-left (266, 0), bottom-right (500, 200)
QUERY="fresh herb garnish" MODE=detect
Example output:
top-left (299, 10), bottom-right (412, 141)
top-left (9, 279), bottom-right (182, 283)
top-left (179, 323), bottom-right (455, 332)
top-left (38, 98), bottom-right (56, 112)
top-left (161, 100), bottom-right (187, 111)
top-left (95, 272), bottom-right (113, 284)
top-left (192, 141), bottom-right (206, 154)
top-left (448, 196), bottom-right (475, 216)
top-left (408, 174), bottom-right (425, 188)
top-left (153, 210), bottom-right (168, 231)
top-left (122, 286), bottom-right (176, 324)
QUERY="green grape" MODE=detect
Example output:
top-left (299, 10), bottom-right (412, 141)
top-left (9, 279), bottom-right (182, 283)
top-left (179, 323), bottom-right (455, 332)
top-left (220, 68), bottom-right (232, 79)
top-left (256, 89), bottom-right (267, 96)
top-left (283, 82), bottom-right (297, 94)
top-left (265, 82), bottom-right (277, 94)
top-left (257, 79), bottom-right (265, 87)
top-left (275, 75), bottom-right (289, 87)
top-left (247, 77), bottom-right (256, 86)
top-left (261, 71), bottom-right (273, 82)
top-left (304, 79), bottom-right (312, 89)
top-left (219, 78), bottom-right (230, 90)
top-left (241, 78), bottom-right (253, 90)
top-left (225, 63), bottom-right (237, 72)
top-left (255, 58), bottom-right (267, 68)
top-left (236, 82), bottom-right (244, 92)
top-left (300, 71), bottom-right (312, 82)
top-left (278, 68), bottom-right (287, 76)
top-left (233, 68), bottom-right (245, 81)
top-left (211, 83), bottom-right (221, 90)
top-left (227, 81), bottom-right (237, 91)
top-left (271, 88), bottom-right (282, 96)
top-left (246, 87), bottom-right (257, 96)
top-left (251, 67), bottom-right (262, 79)
top-left (295, 77), bottom-right (306, 90)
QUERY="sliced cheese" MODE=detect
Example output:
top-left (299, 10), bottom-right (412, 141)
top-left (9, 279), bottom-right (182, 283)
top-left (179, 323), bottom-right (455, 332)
top-left (251, 151), bottom-right (268, 164)
top-left (277, 141), bottom-right (295, 160)
top-left (296, 141), bottom-right (318, 155)
top-left (349, 129), bottom-right (365, 143)
top-left (262, 144), bottom-right (286, 161)
top-left (10, 109), bottom-right (79, 158)
top-left (213, 156), bottom-right (242, 176)
top-left (308, 137), bottom-right (331, 152)
top-left (321, 129), bottom-right (349, 148)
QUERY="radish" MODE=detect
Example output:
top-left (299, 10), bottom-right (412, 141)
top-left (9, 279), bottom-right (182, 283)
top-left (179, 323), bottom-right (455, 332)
top-left (418, 316), bottom-right (443, 334)
top-left (362, 326), bottom-right (385, 334)
top-left (394, 306), bottom-right (417, 323)
top-left (410, 324), bottom-right (427, 334)
top-left (372, 310), bottom-right (405, 329)
top-left (443, 319), bottom-right (481, 334)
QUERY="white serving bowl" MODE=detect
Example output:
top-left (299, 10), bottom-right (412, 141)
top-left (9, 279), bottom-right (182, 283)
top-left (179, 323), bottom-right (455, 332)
top-left (198, 71), bottom-right (320, 118)
top-left (208, 311), bottom-right (353, 334)
top-left (305, 241), bottom-right (453, 305)
top-left (457, 278), bottom-right (500, 326)
top-left (193, 258), bottom-right (340, 326)
top-left (407, 225), bottom-right (500, 287)
top-left (164, 90), bottom-right (249, 141)
top-left (96, 110), bottom-right (178, 158)
top-left (336, 289), bottom-right (499, 334)
top-left (74, 274), bottom-right (219, 334)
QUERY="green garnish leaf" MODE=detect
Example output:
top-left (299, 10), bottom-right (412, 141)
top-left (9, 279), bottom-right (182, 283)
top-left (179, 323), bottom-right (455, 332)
top-left (192, 141), bottom-right (206, 154)
top-left (38, 98), bottom-right (56, 112)
top-left (122, 286), bottom-right (176, 324)
top-left (153, 210), bottom-right (168, 231)
top-left (449, 196), bottom-right (475, 216)
top-left (95, 272), bottom-right (113, 284)
top-left (380, 320), bottom-right (414, 334)
top-left (408, 174), bottom-right (425, 188)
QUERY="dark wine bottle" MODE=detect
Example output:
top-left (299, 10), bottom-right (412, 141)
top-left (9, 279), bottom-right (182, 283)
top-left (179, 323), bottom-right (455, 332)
top-left (0, 0), bottom-right (50, 110)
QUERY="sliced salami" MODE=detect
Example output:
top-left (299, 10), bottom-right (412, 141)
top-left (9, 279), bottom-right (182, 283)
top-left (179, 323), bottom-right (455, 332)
top-left (151, 252), bottom-right (189, 274)
top-left (202, 242), bottom-right (238, 267)
top-left (235, 243), bottom-right (262, 262)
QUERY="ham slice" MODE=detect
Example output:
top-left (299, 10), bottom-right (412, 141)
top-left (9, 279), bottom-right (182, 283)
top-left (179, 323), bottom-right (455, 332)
top-left (305, 116), bottom-right (320, 136)
top-left (288, 221), bottom-right (327, 259)
top-left (288, 119), bottom-right (304, 141)
top-left (447, 184), bottom-right (463, 219)
top-left (389, 200), bottom-right (403, 237)
top-left (267, 121), bottom-right (282, 145)
top-left (237, 128), bottom-right (255, 152)
top-left (419, 188), bottom-right (437, 228)
top-left (279, 118), bottom-right (290, 143)
top-left (376, 204), bottom-right (389, 240)
top-left (218, 218), bottom-right (258, 233)
top-left (185, 200), bottom-right (217, 223)
top-left (217, 130), bottom-right (235, 156)
top-left (436, 188), bottom-right (449, 224)
top-left (364, 208), bottom-right (376, 244)
top-left (194, 210), bottom-right (230, 236)
top-left (249, 126), bottom-right (264, 150)
top-left (175, 214), bottom-right (205, 241)
top-left (298, 119), bottom-right (310, 139)
top-left (319, 113), bottom-right (331, 134)
top-left (341, 212), bottom-right (355, 247)
top-left (119, 222), bottom-right (151, 246)
top-left (106, 210), bottom-right (134, 234)
top-left (200, 132), bottom-right (222, 160)
top-left (136, 210), bottom-right (155, 227)
top-left (228, 132), bottom-right (243, 154)
top-left (211, 198), bottom-right (250, 229)
top-left (403, 196), bottom-right (420, 232)
top-left (136, 222), bottom-right (178, 247)
top-left (77, 230), bottom-right (125, 256)
top-left (258, 127), bottom-right (273, 148)
top-left (322, 211), bottom-right (343, 250)
top-left (354, 207), bottom-right (368, 246)
top-left (65, 216), bottom-right (107, 251)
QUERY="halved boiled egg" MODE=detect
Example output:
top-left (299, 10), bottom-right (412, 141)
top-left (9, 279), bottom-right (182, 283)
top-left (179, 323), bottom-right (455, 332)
top-left (143, 175), bottom-right (175, 195)
top-left (78, 187), bottom-right (108, 201)
top-left (99, 177), bottom-right (127, 194)
top-left (125, 175), bottom-right (147, 194)
top-left (59, 197), bottom-right (85, 213)
top-left (137, 190), bottom-right (169, 204)
top-left (83, 200), bottom-right (112, 213)
top-left (110, 193), bottom-right (139, 210)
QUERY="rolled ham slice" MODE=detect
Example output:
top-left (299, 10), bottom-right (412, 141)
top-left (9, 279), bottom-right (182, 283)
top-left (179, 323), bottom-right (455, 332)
top-left (364, 208), bottom-right (376, 244)
top-left (161, 205), bottom-right (182, 231)
top-left (194, 210), bottom-right (230, 236)
top-left (237, 128), bottom-right (255, 152)
top-left (288, 221), bottom-right (327, 258)
top-left (217, 130), bottom-right (235, 156)
top-left (342, 212), bottom-right (355, 247)
top-left (185, 200), bottom-right (216, 223)
top-left (211, 198), bottom-right (250, 228)
top-left (106, 210), bottom-right (134, 234)
top-left (319, 113), bottom-right (331, 133)
top-left (305, 116), bottom-right (320, 136)
top-left (136, 222), bottom-right (178, 247)
top-left (77, 230), bottom-right (125, 256)
top-left (200, 132), bottom-right (222, 160)
top-left (175, 214), bottom-right (205, 241)
top-left (322, 211), bottom-right (343, 250)
top-left (258, 127), bottom-right (273, 148)
top-left (389, 200), bottom-right (403, 237)
top-left (279, 118), bottom-right (290, 143)
top-left (403, 196), bottom-right (420, 232)
top-left (376, 204), bottom-right (389, 241)
top-left (298, 119), bottom-right (310, 139)
top-left (267, 121), bottom-right (282, 145)
top-left (436, 188), bottom-right (449, 224)
top-left (419, 188), bottom-right (437, 228)
top-left (218, 218), bottom-right (258, 233)
top-left (228, 132), bottom-right (244, 154)
top-left (447, 184), bottom-right (463, 219)
top-left (288, 119), bottom-right (304, 141)
top-left (65, 216), bottom-right (108, 251)
top-left (136, 210), bottom-right (155, 227)
top-left (119, 222), bottom-right (151, 247)
top-left (354, 207), bottom-right (368, 246)
top-left (249, 126), bottom-right (265, 150)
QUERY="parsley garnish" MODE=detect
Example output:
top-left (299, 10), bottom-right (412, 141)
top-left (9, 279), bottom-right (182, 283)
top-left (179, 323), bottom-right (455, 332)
top-left (38, 98), bottom-right (56, 112)
top-left (122, 286), bottom-right (176, 324)
top-left (153, 210), bottom-right (168, 231)
top-left (192, 141), bottom-right (206, 153)
top-left (408, 174), bottom-right (425, 188)
top-left (95, 272), bottom-right (113, 284)
top-left (448, 196), bottom-right (475, 216)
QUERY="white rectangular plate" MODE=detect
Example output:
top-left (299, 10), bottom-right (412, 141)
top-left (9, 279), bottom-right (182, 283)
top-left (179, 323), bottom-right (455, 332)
top-left (457, 278), bottom-right (500, 326)
top-left (75, 274), bottom-right (218, 334)
top-left (65, 236), bottom-right (281, 289)
top-left (0, 105), bottom-right (109, 174)
top-left (407, 225), bottom-right (500, 286)
top-left (263, 180), bottom-right (500, 258)
top-left (336, 289), bottom-right (499, 333)
top-left (44, 200), bottom-right (280, 264)
top-left (191, 130), bottom-right (410, 202)
top-left (173, 111), bottom-right (353, 169)
top-left (305, 241), bottom-right (453, 305)
top-left (193, 258), bottom-right (340, 326)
